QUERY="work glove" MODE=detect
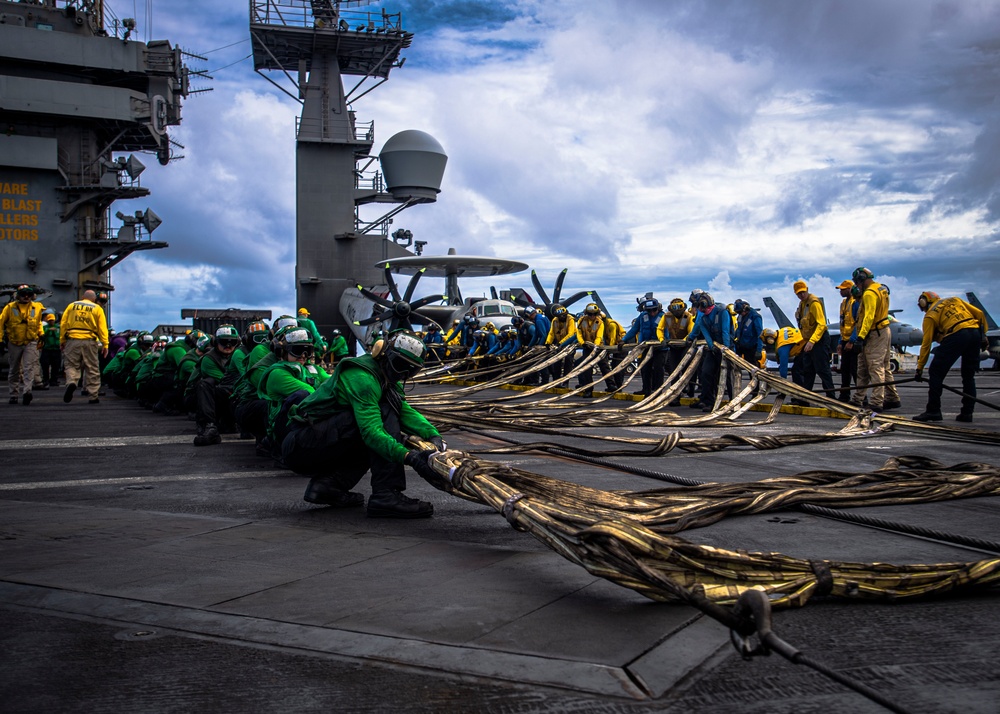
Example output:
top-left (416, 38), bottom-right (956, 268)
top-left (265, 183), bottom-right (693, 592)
top-left (854, 337), bottom-right (864, 352)
top-left (404, 449), bottom-right (449, 490)
top-left (429, 435), bottom-right (447, 452)
top-left (914, 369), bottom-right (924, 382)
top-left (983, 336), bottom-right (990, 350)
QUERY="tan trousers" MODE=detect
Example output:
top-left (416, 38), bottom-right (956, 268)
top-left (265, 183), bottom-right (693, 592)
top-left (6, 342), bottom-right (39, 398)
top-left (852, 325), bottom-right (899, 409)
top-left (63, 339), bottom-right (101, 398)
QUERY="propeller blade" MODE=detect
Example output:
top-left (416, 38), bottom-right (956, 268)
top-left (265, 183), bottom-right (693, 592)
top-left (355, 315), bottom-right (390, 327)
top-left (552, 268), bottom-right (568, 304)
top-left (402, 267), bottom-right (426, 303)
top-left (357, 285), bottom-right (394, 309)
top-left (561, 291), bottom-right (592, 309)
top-left (383, 266), bottom-right (402, 302)
top-left (530, 270), bottom-right (551, 306)
top-left (410, 294), bottom-right (449, 309)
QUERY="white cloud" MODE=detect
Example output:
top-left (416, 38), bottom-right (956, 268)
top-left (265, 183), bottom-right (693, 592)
top-left (105, 0), bottom-right (1000, 334)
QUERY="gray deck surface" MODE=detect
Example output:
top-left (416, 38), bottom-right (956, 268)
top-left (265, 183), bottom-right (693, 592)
top-left (1, 373), bottom-right (999, 713)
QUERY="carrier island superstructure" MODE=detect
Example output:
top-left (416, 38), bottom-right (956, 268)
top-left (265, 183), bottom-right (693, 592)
top-left (250, 0), bottom-right (447, 341)
top-left (0, 0), bottom-right (190, 319)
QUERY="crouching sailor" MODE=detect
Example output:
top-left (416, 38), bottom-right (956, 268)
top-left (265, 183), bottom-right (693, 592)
top-left (281, 329), bottom-right (446, 518)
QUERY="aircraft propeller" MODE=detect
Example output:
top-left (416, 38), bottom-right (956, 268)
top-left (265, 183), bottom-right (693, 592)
top-left (353, 266), bottom-right (447, 333)
top-left (522, 269), bottom-right (594, 318)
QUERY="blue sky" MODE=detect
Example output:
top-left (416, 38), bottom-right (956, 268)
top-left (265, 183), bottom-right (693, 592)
top-left (109, 0), bottom-right (1000, 333)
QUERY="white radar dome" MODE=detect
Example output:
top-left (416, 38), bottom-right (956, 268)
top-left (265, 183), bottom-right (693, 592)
top-left (379, 130), bottom-right (447, 202)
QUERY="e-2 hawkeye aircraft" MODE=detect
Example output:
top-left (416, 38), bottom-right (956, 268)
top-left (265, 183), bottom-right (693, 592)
top-left (339, 249), bottom-right (605, 347)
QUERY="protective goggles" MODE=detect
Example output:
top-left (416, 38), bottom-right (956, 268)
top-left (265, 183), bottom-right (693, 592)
top-left (250, 332), bottom-right (270, 344)
top-left (387, 353), bottom-right (421, 378)
top-left (285, 344), bottom-right (313, 358)
top-left (216, 338), bottom-right (240, 349)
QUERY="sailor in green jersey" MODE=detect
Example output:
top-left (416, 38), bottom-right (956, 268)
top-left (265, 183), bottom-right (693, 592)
top-left (191, 325), bottom-right (241, 446)
top-left (329, 328), bottom-right (349, 360)
top-left (150, 331), bottom-right (202, 413)
top-left (102, 349), bottom-right (124, 384)
top-left (257, 328), bottom-right (329, 450)
top-left (178, 335), bottom-right (212, 414)
top-left (40, 313), bottom-right (62, 387)
top-left (124, 333), bottom-right (155, 398)
top-left (134, 338), bottom-right (167, 407)
top-left (232, 323), bottom-right (296, 451)
top-left (296, 307), bottom-right (325, 348)
top-left (282, 329), bottom-right (446, 518)
top-left (111, 332), bottom-right (150, 396)
top-left (229, 320), bottom-right (270, 378)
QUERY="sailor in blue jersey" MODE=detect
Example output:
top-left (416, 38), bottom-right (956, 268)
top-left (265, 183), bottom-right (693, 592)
top-left (522, 306), bottom-right (551, 384)
top-left (732, 299), bottom-right (763, 371)
top-left (685, 293), bottom-right (732, 411)
top-left (622, 298), bottom-right (666, 397)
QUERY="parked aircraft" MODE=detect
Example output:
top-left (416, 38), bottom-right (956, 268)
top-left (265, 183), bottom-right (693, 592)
top-left (339, 251), bottom-right (529, 346)
top-left (966, 292), bottom-right (1000, 368)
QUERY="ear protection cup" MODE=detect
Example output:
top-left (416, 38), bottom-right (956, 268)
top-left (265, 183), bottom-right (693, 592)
top-left (371, 339), bottom-right (386, 358)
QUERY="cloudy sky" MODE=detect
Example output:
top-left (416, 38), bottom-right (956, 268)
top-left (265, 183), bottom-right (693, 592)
top-left (109, 0), bottom-right (1000, 334)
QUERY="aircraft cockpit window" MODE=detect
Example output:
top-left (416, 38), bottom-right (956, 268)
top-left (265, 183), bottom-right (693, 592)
top-left (483, 305), bottom-right (502, 316)
top-left (501, 304), bottom-right (516, 315)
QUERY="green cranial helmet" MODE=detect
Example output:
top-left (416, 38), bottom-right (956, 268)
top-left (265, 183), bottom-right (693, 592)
top-left (852, 267), bottom-right (874, 283)
top-left (185, 329), bottom-right (205, 348)
top-left (281, 327), bottom-right (314, 358)
top-left (381, 329), bottom-right (425, 379)
top-left (244, 320), bottom-right (270, 346)
top-left (282, 327), bottom-right (312, 346)
top-left (215, 324), bottom-right (239, 340)
top-left (215, 324), bottom-right (240, 349)
top-left (273, 314), bottom-right (298, 333)
top-left (196, 334), bottom-right (212, 352)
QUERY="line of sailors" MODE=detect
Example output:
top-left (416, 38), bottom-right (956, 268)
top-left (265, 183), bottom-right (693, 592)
top-left (414, 292), bottom-right (768, 410)
top-left (103, 314), bottom-right (446, 518)
top-left (101, 313), bottom-right (348, 446)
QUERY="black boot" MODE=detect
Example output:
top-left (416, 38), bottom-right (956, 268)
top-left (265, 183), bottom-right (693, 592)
top-left (193, 423), bottom-right (222, 446)
top-left (367, 490), bottom-right (433, 519)
top-left (303, 478), bottom-right (364, 507)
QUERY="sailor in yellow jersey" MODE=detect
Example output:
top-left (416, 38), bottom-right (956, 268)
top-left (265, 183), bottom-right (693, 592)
top-left (912, 291), bottom-right (988, 423)
top-left (845, 267), bottom-right (901, 411)
top-left (601, 310), bottom-right (625, 391)
top-left (0, 284), bottom-right (45, 405)
top-left (545, 303), bottom-right (578, 379)
top-left (835, 280), bottom-right (859, 402)
top-left (774, 326), bottom-right (806, 383)
top-left (60, 289), bottom-right (110, 405)
top-left (793, 280), bottom-right (836, 399)
top-left (658, 298), bottom-right (693, 404)
top-left (575, 303), bottom-right (613, 397)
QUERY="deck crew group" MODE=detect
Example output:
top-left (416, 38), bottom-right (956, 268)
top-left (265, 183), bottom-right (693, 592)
top-left (1, 266), bottom-right (991, 516)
